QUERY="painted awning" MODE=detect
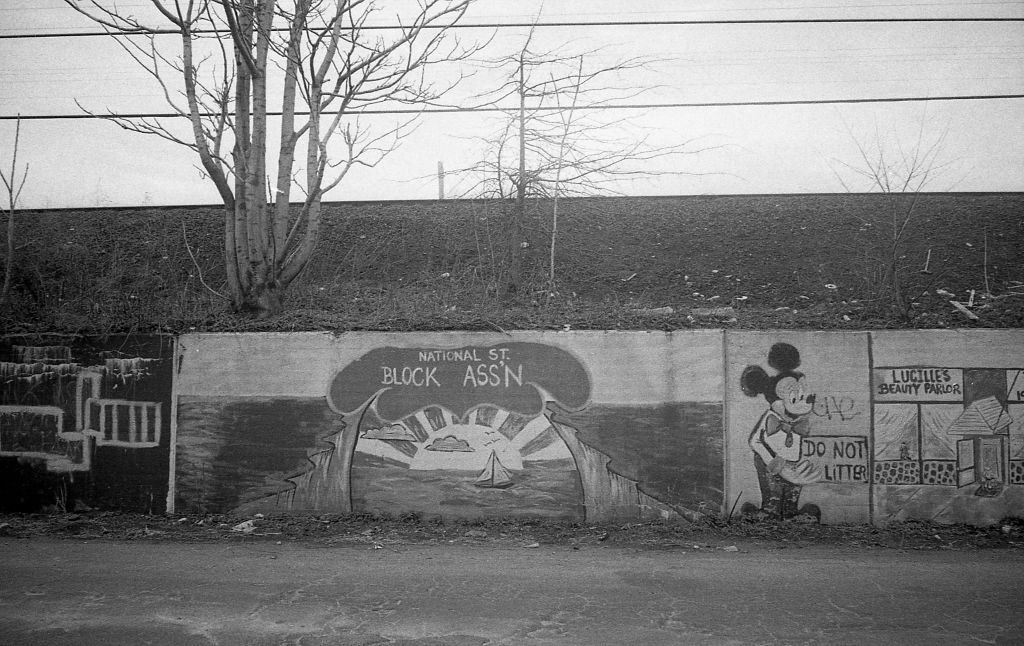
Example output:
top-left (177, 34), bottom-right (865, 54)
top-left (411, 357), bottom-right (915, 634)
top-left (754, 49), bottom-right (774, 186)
top-left (947, 396), bottom-right (1012, 436)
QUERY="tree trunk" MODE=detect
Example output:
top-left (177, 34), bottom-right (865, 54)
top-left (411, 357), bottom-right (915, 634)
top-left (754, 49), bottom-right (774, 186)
top-left (888, 255), bottom-right (908, 319)
top-left (67, 0), bottom-right (475, 319)
top-left (230, 2), bottom-right (255, 307)
top-left (1, 204), bottom-right (12, 306)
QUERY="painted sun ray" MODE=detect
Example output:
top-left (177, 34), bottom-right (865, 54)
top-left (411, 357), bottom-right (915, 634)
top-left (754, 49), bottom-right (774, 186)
top-left (413, 410), bottom-right (437, 434)
top-left (355, 437), bottom-right (415, 464)
top-left (510, 414), bottom-right (556, 451)
top-left (521, 431), bottom-right (572, 461)
top-left (471, 405), bottom-right (498, 427)
top-left (400, 415), bottom-right (430, 443)
top-left (519, 425), bottom-right (564, 457)
top-left (387, 439), bottom-right (420, 458)
top-left (497, 412), bottom-right (528, 440)
top-left (488, 407), bottom-right (511, 432)
top-left (422, 406), bottom-right (449, 431)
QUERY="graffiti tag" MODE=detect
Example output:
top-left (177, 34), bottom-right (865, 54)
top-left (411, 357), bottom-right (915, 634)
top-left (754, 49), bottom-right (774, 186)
top-left (811, 395), bottom-right (861, 422)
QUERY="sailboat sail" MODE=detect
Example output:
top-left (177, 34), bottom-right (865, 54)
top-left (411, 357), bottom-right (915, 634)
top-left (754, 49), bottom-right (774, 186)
top-left (474, 450), bottom-right (514, 488)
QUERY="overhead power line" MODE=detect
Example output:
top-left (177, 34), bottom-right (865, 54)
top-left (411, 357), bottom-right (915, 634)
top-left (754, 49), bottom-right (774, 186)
top-left (1, 16), bottom-right (1023, 39)
top-left (3, 93), bottom-right (1022, 121)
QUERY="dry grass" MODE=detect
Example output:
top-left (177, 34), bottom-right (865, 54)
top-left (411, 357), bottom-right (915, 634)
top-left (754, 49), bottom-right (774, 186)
top-left (3, 193), bottom-right (1022, 334)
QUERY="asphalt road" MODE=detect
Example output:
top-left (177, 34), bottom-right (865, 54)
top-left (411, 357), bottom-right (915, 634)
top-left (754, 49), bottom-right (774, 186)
top-left (1, 539), bottom-right (1022, 645)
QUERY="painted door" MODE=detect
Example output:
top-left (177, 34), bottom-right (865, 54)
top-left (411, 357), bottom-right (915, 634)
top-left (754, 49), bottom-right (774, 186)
top-left (978, 438), bottom-right (1004, 483)
top-left (956, 438), bottom-right (976, 487)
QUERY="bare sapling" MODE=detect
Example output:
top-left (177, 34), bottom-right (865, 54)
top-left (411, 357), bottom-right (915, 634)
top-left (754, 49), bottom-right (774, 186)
top-left (829, 117), bottom-right (955, 320)
top-left (449, 25), bottom-right (716, 298)
top-left (0, 116), bottom-right (29, 307)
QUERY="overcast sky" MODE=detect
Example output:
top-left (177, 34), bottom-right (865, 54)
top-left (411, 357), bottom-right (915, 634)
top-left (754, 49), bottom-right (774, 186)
top-left (1, 0), bottom-right (1022, 208)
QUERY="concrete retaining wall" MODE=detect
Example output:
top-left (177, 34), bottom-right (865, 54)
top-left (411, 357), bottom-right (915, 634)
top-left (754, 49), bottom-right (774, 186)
top-left (3, 330), bottom-right (1022, 525)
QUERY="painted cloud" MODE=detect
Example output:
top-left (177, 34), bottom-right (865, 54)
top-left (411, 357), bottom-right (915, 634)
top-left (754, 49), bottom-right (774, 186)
top-left (361, 423), bottom-right (418, 441)
top-left (425, 435), bottom-right (474, 452)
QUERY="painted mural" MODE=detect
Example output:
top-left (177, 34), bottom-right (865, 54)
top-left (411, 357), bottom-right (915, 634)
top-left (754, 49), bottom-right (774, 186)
top-left (173, 332), bottom-right (725, 523)
top-left (0, 335), bottom-right (173, 512)
top-left (3, 329), bottom-right (1019, 524)
top-left (739, 343), bottom-right (825, 520)
top-left (727, 331), bottom-right (1024, 527)
top-left (727, 333), bottom-right (871, 525)
top-left (872, 364), bottom-right (1023, 525)
top-left (327, 343), bottom-right (591, 521)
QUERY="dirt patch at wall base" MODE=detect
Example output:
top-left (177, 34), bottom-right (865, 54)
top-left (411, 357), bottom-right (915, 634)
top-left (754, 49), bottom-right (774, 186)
top-left (1, 511), bottom-right (1020, 552)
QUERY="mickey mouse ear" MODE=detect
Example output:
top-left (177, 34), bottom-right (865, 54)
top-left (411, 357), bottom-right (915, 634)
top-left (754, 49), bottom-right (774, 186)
top-left (740, 365), bottom-right (769, 397)
top-left (767, 343), bottom-right (801, 371)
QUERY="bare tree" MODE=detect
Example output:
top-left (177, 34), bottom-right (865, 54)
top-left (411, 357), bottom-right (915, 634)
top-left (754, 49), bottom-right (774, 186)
top-left (0, 116), bottom-right (28, 307)
top-left (65, 0), bottom-right (477, 316)
top-left (452, 28), bottom-right (713, 296)
top-left (829, 118), bottom-right (954, 318)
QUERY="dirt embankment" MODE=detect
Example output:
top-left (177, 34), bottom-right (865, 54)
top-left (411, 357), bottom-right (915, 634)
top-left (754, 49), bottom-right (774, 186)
top-left (4, 193), bottom-right (1022, 333)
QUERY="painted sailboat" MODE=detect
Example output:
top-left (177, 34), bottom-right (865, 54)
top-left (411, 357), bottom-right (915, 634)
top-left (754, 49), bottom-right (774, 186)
top-left (474, 450), bottom-right (514, 488)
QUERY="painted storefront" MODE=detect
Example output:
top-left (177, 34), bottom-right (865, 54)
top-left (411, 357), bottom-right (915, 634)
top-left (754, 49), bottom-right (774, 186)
top-left (2, 329), bottom-right (1021, 526)
top-left (724, 330), bottom-right (1024, 526)
top-left (869, 331), bottom-right (1024, 526)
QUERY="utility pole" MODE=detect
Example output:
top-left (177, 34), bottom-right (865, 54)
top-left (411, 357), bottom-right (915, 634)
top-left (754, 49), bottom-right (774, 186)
top-left (437, 161), bottom-right (445, 199)
top-left (517, 52), bottom-right (526, 216)
top-left (505, 50), bottom-right (528, 294)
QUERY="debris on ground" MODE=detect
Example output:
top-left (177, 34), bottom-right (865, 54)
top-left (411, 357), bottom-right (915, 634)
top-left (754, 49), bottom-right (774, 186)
top-left (631, 306), bottom-right (675, 316)
top-left (231, 520), bottom-right (257, 534)
top-left (0, 512), bottom-right (1020, 552)
top-left (949, 300), bottom-right (980, 320)
top-left (691, 306), bottom-right (738, 322)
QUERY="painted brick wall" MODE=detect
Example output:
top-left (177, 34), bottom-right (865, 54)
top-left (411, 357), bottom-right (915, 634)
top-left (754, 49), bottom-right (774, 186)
top-left (0, 335), bottom-right (174, 513)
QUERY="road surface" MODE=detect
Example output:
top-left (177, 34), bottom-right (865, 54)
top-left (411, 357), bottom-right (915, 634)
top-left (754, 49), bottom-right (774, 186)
top-left (1, 539), bottom-right (1022, 645)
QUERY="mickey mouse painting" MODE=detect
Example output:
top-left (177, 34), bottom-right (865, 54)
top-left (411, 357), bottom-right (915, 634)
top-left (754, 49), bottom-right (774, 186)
top-left (740, 342), bottom-right (823, 520)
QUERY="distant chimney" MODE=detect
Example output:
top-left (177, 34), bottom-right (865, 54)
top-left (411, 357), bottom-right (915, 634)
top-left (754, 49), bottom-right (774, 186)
top-left (437, 161), bottom-right (445, 200)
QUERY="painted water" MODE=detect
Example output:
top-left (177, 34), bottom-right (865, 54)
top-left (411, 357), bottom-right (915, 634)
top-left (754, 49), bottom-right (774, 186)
top-left (352, 454), bottom-right (584, 520)
top-left (175, 397), bottom-right (724, 519)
